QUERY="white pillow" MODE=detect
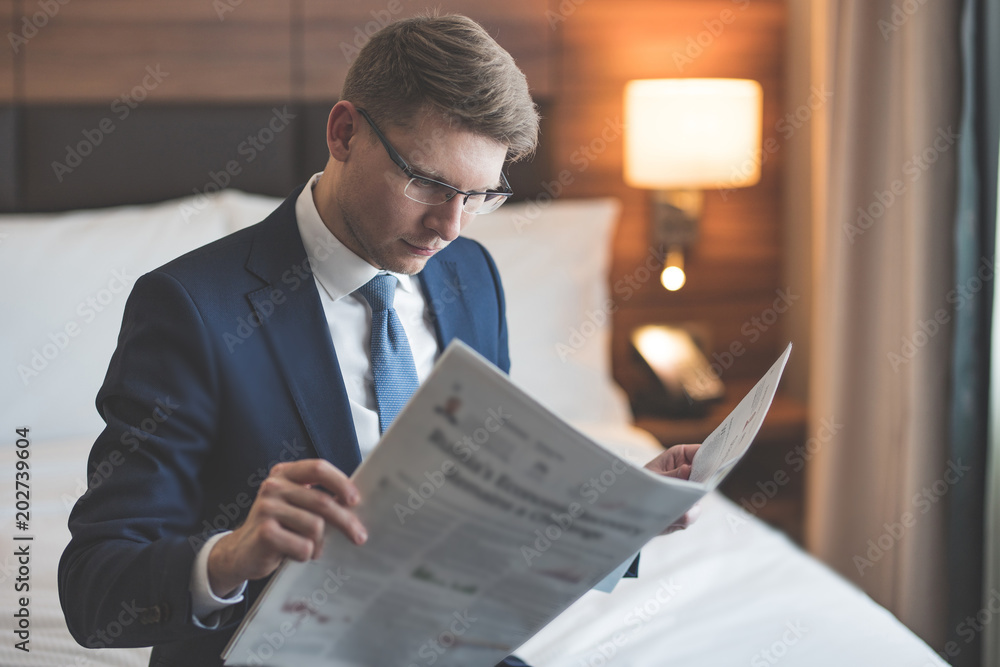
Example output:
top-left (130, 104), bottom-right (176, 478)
top-left (0, 191), bottom-right (630, 440)
top-left (0, 196), bottom-right (242, 441)
top-left (462, 198), bottom-right (632, 425)
top-left (215, 191), bottom-right (632, 425)
top-left (214, 188), bottom-right (285, 233)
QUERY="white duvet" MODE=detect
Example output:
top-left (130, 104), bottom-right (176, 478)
top-left (0, 192), bottom-right (949, 666)
top-left (0, 426), bottom-right (947, 667)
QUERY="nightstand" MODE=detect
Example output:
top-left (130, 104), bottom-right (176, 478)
top-left (634, 382), bottom-right (808, 545)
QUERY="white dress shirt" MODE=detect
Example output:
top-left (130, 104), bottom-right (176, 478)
top-left (190, 173), bottom-right (440, 624)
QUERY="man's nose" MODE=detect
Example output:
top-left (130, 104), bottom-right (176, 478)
top-left (423, 196), bottom-right (466, 242)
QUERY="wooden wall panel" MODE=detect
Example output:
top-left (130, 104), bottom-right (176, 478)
top-left (1, 0), bottom-right (16, 102)
top-left (5, 0), bottom-right (787, 396)
top-left (9, 0), bottom-right (548, 105)
top-left (550, 0), bottom-right (788, 393)
top-left (22, 1), bottom-right (293, 102)
top-left (302, 0), bottom-right (552, 101)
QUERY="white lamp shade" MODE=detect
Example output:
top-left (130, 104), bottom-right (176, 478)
top-left (624, 78), bottom-right (763, 189)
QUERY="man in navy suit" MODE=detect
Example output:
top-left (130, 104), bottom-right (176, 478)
top-left (59, 14), bottom-right (698, 667)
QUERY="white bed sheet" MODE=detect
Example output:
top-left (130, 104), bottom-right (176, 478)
top-left (0, 436), bottom-right (152, 667)
top-left (0, 425), bottom-right (947, 667)
top-left (0, 191), bottom-right (946, 665)
top-left (518, 423), bottom-right (949, 667)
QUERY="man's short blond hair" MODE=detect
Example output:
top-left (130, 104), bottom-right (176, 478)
top-left (341, 14), bottom-right (540, 162)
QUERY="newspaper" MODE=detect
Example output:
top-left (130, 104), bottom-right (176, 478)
top-left (222, 340), bottom-right (792, 667)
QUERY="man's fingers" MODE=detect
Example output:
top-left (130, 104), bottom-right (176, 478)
top-left (258, 474), bottom-right (368, 546)
top-left (284, 485), bottom-right (368, 545)
top-left (269, 459), bottom-right (360, 506)
top-left (256, 519), bottom-right (321, 563)
top-left (646, 444), bottom-right (700, 476)
top-left (256, 494), bottom-right (326, 544)
top-left (671, 443), bottom-right (700, 465)
top-left (661, 463), bottom-right (692, 480)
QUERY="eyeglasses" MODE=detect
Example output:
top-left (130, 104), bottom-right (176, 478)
top-left (355, 107), bottom-right (513, 215)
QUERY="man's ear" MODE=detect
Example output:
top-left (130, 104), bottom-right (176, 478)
top-left (327, 101), bottom-right (358, 162)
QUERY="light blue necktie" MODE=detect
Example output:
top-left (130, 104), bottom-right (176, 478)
top-left (357, 274), bottom-right (420, 434)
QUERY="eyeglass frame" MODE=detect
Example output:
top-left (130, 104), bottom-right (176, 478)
top-left (354, 107), bottom-right (513, 215)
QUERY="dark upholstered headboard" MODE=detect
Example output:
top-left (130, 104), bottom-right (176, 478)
top-left (0, 102), bottom-right (551, 213)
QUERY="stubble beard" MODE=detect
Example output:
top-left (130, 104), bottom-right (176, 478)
top-left (336, 195), bottom-right (428, 276)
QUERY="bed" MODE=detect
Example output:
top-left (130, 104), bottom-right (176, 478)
top-left (0, 176), bottom-right (949, 665)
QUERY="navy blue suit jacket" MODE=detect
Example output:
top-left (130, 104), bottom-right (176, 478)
top-left (58, 186), bottom-right (510, 666)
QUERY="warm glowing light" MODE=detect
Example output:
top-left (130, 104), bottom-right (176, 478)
top-left (624, 78), bottom-right (764, 189)
top-left (632, 325), bottom-right (688, 371)
top-left (661, 245), bottom-right (686, 291)
top-left (661, 266), bottom-right (686, 291)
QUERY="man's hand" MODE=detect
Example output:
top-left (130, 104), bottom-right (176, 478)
top-left (644, 443), bottom-right (699, 479)
top-left (207, 459), bottom-right (366, 597)
top-left (644, 444), bottom-right (701, 535)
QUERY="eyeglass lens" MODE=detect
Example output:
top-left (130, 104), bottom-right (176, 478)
top-left (404, 178), bottom-right (505, 213)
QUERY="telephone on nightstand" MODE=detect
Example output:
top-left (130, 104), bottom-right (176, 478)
top-left (629, 324), bottom-right (725, 417)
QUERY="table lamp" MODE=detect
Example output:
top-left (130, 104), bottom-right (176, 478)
top-left (624, 78), bottom-right (763, 291)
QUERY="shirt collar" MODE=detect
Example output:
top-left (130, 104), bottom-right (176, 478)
top-left (295, 172), bottom-right (417, 302)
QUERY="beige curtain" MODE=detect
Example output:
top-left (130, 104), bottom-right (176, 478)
top-left (806, 0), bottom-right (963, 647)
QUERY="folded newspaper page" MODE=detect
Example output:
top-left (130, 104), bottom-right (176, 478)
top-left (223, 340), bottom-right (792, 667)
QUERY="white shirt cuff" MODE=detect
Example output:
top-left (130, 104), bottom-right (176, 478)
top-left (190, 531), bottom-right (248, 628)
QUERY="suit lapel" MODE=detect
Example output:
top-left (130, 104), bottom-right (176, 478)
top-left (418, 255), bottom-right (475, 352)
top-left (243, 189), bottom-right (362, 475)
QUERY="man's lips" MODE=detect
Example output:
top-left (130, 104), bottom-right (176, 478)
top-left (403, 240), bottom-right (444, 256)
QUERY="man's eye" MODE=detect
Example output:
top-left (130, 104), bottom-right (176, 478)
top-left (412, 178), bottom-right (437, 189)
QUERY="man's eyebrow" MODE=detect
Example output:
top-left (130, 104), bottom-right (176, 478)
top-left (409, 161), bottom-right (448, 181)
top-left (410, 162), bottom-right (502, 192)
